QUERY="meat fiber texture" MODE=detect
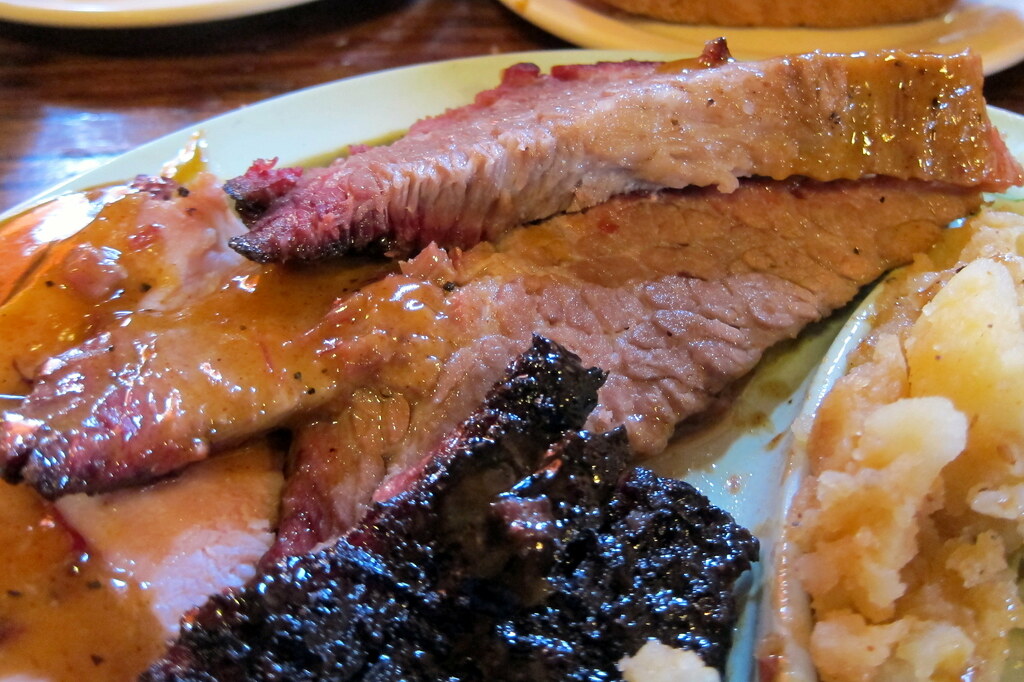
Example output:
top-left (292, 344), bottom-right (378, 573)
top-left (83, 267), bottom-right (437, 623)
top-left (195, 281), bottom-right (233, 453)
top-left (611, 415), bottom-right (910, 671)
top-left (264, 177), bottom-right (981, 554)
top-left (0, 177), bottom-right (981, 538)
top-left (144, 338), bottom-right (759, 681)
top-left (55, 440), bottom-right (283, 636)
top-left (224, 43), bottom-right (1020, 263)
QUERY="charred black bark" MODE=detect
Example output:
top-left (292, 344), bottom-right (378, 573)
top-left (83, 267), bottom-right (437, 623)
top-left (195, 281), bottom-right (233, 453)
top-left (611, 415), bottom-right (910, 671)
top-left (144, 337), bottom-right (757, 681)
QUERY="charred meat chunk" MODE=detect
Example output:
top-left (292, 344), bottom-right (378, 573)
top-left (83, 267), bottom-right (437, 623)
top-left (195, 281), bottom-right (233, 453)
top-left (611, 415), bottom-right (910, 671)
top-left (144, 337), bottom-right (758, 681)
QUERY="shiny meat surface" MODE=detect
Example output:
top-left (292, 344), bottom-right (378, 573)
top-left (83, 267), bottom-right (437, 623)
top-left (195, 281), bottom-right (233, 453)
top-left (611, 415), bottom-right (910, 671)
top-left (0, 172), bottom-right (247, 398)
top-left (275, 177), bottom-right (978, 553)
top-left (225, 45), bottom-right (1019, 263)
top-left (144, 338), bottom-right (759, 681)
top-left (1, 178), bottom-right (979, 511)
top-left (0, 171), bottom-right (291, 680)
top-left (0, 255), bottom-right (386, 498)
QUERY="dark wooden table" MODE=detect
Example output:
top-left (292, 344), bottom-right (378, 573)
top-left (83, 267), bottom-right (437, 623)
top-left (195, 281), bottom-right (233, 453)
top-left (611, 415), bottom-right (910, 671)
top-left (1, 0), bottom-right (1022, 211)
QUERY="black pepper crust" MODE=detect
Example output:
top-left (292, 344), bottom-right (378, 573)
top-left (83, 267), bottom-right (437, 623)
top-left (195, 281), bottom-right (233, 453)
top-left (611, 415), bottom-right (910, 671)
top-left (143, 336), bottom-right (757, 682)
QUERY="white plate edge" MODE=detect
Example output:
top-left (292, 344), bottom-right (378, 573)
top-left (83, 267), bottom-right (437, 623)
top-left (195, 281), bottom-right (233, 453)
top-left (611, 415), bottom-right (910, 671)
top-left (0, 0), bottom-right (319, 28)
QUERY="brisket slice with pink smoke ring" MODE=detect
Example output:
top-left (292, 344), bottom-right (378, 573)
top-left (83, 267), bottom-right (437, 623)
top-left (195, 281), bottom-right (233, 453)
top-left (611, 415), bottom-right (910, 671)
top-left (0, 178), bottom-right (984, 500)
top-left (224, 42), bottom-right (1020, 264)
top-left (143, 337), bottom-right (759, 681)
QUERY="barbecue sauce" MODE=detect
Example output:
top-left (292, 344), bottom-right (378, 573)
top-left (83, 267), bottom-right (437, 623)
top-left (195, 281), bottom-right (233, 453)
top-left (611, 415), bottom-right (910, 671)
top-left (0, 169), bottom-right (390, 680)
top-left (0, 483), bottom-right (166, 681)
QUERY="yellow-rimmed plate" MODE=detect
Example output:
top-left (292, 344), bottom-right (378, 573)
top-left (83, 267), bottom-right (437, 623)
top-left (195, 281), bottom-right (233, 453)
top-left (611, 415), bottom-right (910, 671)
top-left (496, 0), bottom-right (1024, 75)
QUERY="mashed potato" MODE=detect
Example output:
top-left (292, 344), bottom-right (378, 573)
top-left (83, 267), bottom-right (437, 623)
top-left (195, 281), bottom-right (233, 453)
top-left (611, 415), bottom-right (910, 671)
top-left (782, 203), bottom-right (1024, 681)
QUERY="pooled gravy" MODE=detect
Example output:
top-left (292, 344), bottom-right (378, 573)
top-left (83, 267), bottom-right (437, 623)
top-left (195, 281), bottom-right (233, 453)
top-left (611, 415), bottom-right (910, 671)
top-left (0, 483), bottom-right (165, 681)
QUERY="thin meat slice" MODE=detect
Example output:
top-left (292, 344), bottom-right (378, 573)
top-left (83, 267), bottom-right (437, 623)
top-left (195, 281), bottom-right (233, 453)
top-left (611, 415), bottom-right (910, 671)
top-left (0, 178), bottom-right (979, 502)
top-left (0, 256), bottom-right (389, 498)
top-left (272, 177), bottom-right (977, 554)
top-left (144, 338), bottom-right (759, 681)
top-left (55, 439), bottom-right (284, 635)
top-left (225, 44), bottom-right (1020, 263)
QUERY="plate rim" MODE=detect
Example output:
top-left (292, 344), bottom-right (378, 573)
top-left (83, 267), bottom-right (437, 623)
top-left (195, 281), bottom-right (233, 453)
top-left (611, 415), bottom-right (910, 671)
top-left (0, 0), bottom-right (319, 28)
top-left (0, 49), bottom-right (682, 218)
top-left (6, 48), bottom-right (1022, 220)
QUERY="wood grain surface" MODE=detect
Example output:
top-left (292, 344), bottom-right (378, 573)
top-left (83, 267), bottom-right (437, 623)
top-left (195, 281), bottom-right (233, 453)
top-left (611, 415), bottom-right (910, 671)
top-left (0, 0), bottom-right (1022, 211)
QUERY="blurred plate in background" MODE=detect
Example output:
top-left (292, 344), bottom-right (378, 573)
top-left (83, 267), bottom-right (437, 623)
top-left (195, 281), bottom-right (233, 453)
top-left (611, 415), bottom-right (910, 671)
top-left (0, 0), bottom-right (320, 28)
top-left (496, 0), bottom-right (1024, 75)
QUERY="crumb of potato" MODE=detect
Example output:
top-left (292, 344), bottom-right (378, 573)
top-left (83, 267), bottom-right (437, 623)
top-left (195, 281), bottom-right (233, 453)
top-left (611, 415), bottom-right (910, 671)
top-left (617, 640), bottom-right (721, 682)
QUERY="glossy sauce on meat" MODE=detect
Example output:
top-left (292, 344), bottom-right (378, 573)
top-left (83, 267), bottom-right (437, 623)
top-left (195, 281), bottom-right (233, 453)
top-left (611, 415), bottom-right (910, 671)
top-left (1, 176), bottom-right (984, 558)
top-left (0, 179), bottom-right (385, 681)
top-left (0, 68), bottom-right (1018, 676)
top-left (0, 187), bottom-right (183, 681)
top-left (1, 174), bottom-right (392, 497)
top-left (0, 442), bottom-right (285, 682)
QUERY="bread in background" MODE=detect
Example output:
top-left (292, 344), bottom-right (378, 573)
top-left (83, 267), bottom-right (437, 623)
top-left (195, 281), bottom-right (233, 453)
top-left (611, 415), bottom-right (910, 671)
top-left (596, 0), bottom-right (957, 27)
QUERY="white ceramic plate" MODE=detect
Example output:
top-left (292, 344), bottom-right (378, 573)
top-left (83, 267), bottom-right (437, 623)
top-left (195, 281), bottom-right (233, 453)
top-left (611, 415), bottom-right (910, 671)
top-left (0, 0), bottom-right (319, 28)
top-left (496, 0), bottom-right (1024, 75)
top-left (2, 50), bottom-right (1021, 680)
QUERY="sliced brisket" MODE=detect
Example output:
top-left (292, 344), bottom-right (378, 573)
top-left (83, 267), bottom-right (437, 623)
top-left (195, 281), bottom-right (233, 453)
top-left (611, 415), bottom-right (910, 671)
top-left (225, 43), bottom-right (1020, 263)
top-left (143, 338), bottom-right (759, 681)
top-left (273, 177), bottom-right (978, 554)
top-left (1, 178), bottom-right (978, 501)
